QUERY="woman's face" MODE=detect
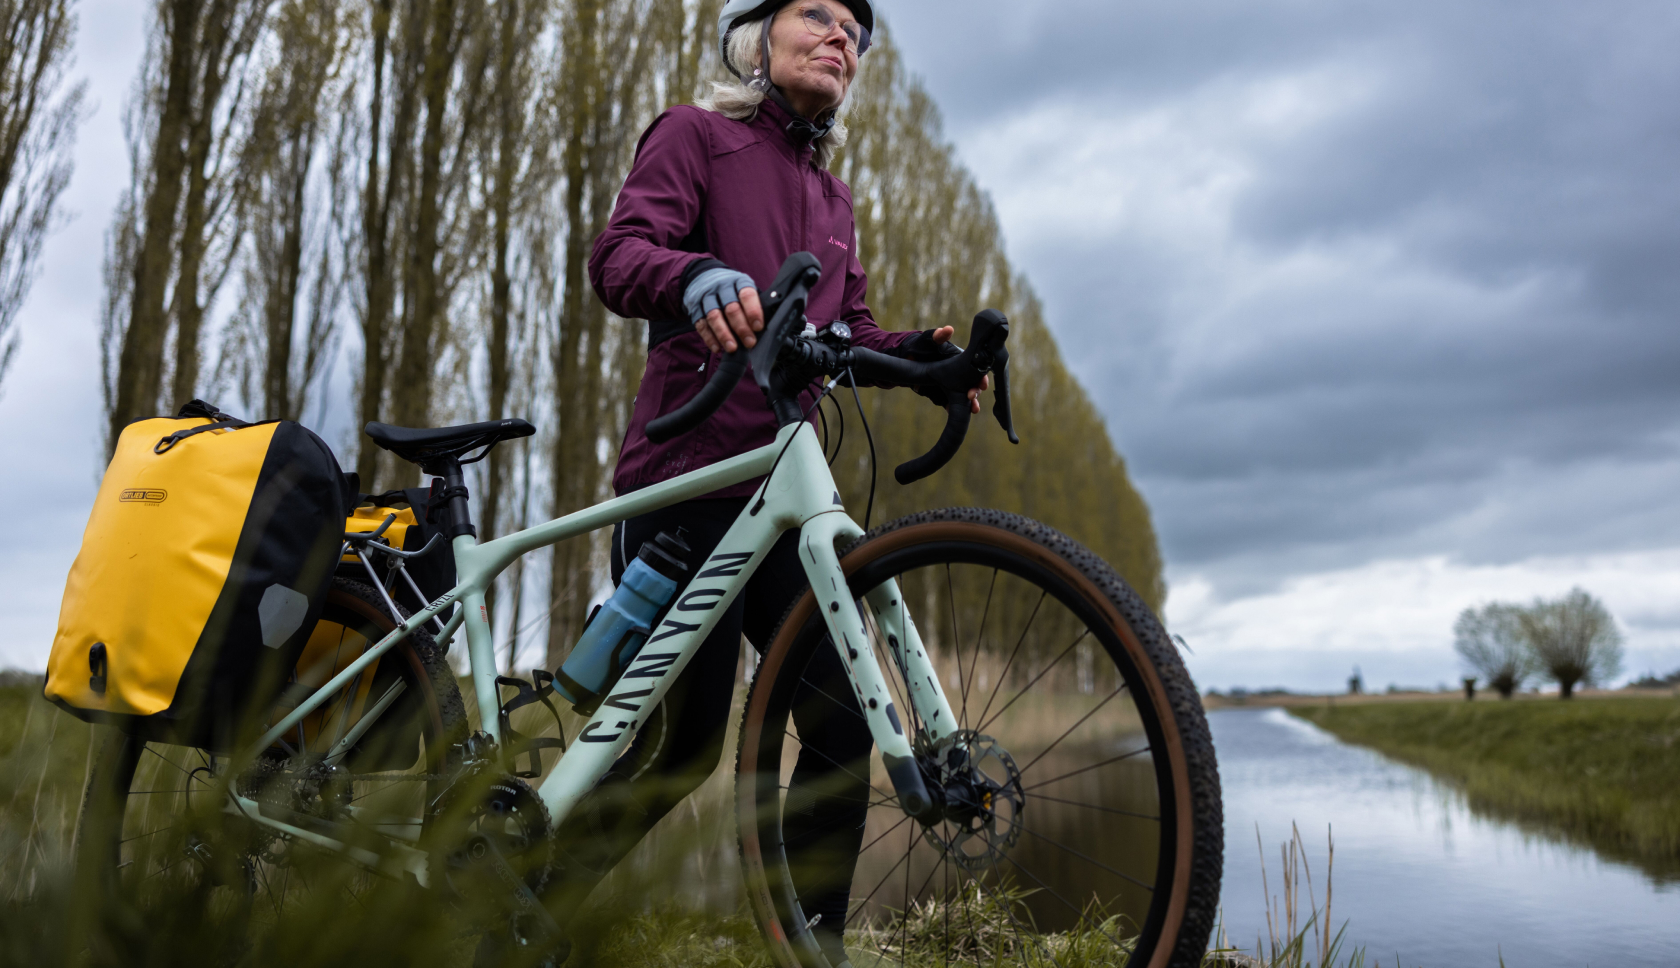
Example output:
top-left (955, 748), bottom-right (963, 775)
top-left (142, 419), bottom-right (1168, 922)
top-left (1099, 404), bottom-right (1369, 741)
top-left (767, 0), bottom-right (861, 118)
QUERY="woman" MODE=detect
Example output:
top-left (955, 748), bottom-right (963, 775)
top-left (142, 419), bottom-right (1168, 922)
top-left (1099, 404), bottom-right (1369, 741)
top-left (548, 2), bottom-right (980, 963)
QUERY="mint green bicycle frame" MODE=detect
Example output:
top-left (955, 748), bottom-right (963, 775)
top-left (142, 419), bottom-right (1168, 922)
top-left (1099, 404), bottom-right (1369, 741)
top-left (237, 419), bottom-right (959, 881)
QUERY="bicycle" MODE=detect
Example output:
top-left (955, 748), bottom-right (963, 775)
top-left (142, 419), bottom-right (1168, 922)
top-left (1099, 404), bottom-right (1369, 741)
top-left (75, 252), bottom-right (1223, 967)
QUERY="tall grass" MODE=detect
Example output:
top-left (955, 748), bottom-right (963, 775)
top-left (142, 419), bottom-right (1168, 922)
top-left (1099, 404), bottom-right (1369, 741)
top-left (0, 676), bottom-right (1373, 968)
top-left (1231, 824), bottom-right (1368, 968)
top-left (1292, 696), bottom-right (1680, 880)
top-left (0, 672), bottom-right (94, 902)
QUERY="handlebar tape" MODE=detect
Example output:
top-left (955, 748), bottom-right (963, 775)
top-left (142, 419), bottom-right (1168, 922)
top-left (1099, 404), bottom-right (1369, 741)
top-left (645, 349), bottom-right (748, 443)
top-left (847, 347), bottom-right (980, 485)
top-left (894, 400), bottom-right (974, 484)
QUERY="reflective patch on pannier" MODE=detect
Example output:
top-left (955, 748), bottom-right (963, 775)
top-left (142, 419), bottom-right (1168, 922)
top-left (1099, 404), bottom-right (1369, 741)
top-left (259, 585), bottom-right (310, 648)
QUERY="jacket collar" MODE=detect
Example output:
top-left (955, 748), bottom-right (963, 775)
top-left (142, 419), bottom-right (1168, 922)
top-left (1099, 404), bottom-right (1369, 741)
top-left (757, 93), bottom-right (833, 152)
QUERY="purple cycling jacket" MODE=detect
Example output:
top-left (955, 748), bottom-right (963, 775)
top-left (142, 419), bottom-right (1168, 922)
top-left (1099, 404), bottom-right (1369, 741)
top-left (591, 97), bottom-right (917, 499)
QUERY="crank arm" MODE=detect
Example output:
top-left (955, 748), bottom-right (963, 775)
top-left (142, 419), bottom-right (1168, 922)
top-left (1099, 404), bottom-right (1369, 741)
top-left (449, 834), bottom-right (564, 948)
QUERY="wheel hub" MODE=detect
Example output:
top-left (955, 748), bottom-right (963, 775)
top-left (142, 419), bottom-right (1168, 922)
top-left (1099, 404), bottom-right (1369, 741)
top-left (916, 730), bottom-right (1024, 871)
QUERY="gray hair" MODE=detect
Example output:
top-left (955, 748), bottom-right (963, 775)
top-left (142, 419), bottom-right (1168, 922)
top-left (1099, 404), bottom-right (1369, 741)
top-left (699, 16), bottom-right (849, 167)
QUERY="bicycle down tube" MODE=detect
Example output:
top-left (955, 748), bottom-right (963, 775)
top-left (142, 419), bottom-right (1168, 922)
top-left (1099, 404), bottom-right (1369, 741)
top-left (246, 419), bottom-right (961, 836)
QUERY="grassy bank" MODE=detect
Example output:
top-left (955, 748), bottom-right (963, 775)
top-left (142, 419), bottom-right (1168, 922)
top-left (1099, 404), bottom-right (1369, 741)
top-left (1291, 695), bottom-right (1680, 878)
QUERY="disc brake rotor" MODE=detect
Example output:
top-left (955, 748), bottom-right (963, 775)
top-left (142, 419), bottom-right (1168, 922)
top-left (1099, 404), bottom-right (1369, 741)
top-left (918, 729), bottom-right (1025, 871)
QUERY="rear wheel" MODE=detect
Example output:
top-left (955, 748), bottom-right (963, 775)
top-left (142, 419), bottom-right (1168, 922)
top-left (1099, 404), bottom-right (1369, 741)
top-left (737, 509), bottom-right (1222, 968)
top-left (74, 578), bottom-right (467, 916)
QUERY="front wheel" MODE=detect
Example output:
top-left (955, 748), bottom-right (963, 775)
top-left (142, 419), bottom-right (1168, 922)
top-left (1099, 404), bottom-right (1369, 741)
top-left (736, 509), bottom-right (1222, 968)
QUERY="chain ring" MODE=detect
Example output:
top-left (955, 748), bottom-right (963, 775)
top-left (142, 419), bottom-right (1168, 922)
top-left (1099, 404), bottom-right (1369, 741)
top-left (433, 772), bottom-right (555, 941)
top-left (917, 729), bottom-right (1025, 872)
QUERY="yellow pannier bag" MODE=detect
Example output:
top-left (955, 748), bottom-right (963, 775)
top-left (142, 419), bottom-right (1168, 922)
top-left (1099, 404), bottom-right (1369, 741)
top-left (45, 400), bottom-right (351, 748)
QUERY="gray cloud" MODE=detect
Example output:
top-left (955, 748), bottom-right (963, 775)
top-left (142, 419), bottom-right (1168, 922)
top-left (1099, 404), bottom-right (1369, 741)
top-left (885, 0), bottom-right (1680, 594)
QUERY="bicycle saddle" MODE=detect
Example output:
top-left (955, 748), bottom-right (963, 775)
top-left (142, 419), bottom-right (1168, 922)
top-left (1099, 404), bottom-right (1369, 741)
top-left (364, 418), bottom-right (535, 467)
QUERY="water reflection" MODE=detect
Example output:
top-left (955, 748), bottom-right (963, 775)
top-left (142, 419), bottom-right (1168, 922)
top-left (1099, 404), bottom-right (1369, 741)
top-left (1213, 707), bottom-right (1680, 967)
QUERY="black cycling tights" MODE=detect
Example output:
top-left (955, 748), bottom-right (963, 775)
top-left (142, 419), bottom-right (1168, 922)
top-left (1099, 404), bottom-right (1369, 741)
top-left (545, 497), bottom-right (870, 944)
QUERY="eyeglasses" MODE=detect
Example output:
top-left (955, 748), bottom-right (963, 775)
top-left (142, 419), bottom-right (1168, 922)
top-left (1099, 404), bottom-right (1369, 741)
top-left (792, 3), bottom-right (871, 56)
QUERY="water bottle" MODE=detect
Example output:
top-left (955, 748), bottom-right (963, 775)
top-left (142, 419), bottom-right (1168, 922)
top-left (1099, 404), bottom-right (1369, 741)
top-left (553, 529), bottom-right (691, 712)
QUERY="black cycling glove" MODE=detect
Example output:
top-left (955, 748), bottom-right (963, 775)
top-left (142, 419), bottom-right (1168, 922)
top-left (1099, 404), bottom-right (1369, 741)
top-left (894, 329), bottom-right (962, 406)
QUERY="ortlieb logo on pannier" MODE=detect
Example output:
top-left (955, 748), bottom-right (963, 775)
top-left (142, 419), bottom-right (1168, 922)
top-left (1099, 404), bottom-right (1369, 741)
top-left (45, 400), bottom-right (352, 748)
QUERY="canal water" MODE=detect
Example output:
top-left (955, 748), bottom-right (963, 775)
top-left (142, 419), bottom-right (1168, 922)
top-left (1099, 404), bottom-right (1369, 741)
top-left (1211, 707), bottom-right (1680, 966)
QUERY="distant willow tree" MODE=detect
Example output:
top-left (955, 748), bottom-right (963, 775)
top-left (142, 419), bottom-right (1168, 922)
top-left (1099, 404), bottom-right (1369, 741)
top-left (0, 0), bottom-right (82, 396)
top-left (1453, 602), bottom-right (1533, 698)
top-left (1520, 587), bottom-right (1623, 699)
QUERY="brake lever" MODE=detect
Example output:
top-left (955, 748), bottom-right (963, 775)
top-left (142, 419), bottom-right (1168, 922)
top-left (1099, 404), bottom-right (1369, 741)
top-left (968, 309), bottom-right (1018, 444)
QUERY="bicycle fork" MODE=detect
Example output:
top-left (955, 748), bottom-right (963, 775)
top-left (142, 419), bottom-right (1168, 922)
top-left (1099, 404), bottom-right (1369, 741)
top-left (794, 511), bottom-right (957, 820)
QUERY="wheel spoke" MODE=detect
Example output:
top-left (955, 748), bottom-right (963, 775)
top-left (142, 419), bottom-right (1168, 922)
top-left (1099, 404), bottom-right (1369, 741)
top-left (960, 569), bottom-right (999, 730)
top-left (977, 628), bottom-right (1091, 735)
top-left (998, 852), bottom-right (1134, 950)
top-left (1015, 683), bottom-right (1128, 776)
top-left (975, 589), bottom-right (1047, 730)
top-left (882, 833), bottom-right (946, 965)
top-left (854, 812), bottom-right (916, 858)
top-left (143, 744), bottom-right (198, 780)
top-left (968, 872), bottom-right (1067, 968)
top-left (898, 815), bottom-right (913, 968)
top-left (782, 729), bottom-right (893, 802)
top-left (777, 784), bottom-right (900, 813)
top-left (1028, 793), bottom-right (1159, 822)
top-left (944, 564), bottom-right (970, 728)
top-left (845, 835), bottom-right (918, 928)
top-left (796, 670), bottom-right (868, 724)
top-left (1013, 822), bottom-right (1156, 893)
top-left (120, 822), bottom-right (183, 846)
top-left (1021, 745), bottom-right (1152, 792)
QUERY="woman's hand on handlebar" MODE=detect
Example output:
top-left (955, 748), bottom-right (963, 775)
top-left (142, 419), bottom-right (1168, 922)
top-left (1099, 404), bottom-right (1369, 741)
top-left (697, 287), bottom-right (764, 354)
top-left (929, 325), bottom-right (989, 414)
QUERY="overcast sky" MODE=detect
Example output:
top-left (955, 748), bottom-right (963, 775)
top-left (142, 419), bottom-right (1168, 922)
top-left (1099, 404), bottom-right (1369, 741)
top-left (2, 0), bottom-right (1677, 691)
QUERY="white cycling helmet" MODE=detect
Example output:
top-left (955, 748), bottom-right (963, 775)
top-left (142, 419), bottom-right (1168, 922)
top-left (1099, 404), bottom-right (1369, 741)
top-left (717, 0), bottom-right (875, 80)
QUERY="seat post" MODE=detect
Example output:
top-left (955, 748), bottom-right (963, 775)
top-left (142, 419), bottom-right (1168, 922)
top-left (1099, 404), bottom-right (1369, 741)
top-left (423, 458), bottom-right (477, 539)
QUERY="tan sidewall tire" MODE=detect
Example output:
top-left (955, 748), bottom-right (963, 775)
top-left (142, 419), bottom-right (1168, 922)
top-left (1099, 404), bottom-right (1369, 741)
top-left (737, 511), bottom-right (1220, 968)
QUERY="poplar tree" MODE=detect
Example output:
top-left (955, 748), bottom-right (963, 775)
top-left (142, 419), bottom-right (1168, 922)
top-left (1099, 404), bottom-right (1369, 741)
top-left (221, 0), bottom-right (352, 421)
top-left (0, 0), bottom-right (82, 395)
top-left (350, 0), bottom-right (492, 488)
top-left (90, 2), bottom-right (1167, 673)
top-left (102, 0), bottom-right (272, 451)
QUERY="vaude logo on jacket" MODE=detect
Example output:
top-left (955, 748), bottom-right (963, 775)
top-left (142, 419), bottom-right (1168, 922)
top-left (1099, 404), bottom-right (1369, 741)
top-left (119, 488), bottom-right (168, 504)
